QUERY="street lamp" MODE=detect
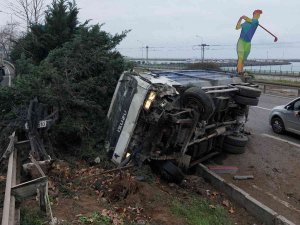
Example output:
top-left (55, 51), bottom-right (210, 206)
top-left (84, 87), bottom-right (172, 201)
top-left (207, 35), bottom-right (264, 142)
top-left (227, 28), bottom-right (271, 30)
top-left (137, 40), bottom-right (144, 59)
top-left (195, 35), bottom-right (203, 62)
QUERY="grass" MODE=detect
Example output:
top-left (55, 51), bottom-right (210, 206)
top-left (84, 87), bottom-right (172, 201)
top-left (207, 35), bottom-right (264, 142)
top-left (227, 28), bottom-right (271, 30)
top-left (58, 183), bottom-right (75, 197)
top-left (171, 197), bottom-right (233, 225)
top-left (20, 208), bottom-right (47, 225)
top-left (79, 212), bottom-right (111, 225)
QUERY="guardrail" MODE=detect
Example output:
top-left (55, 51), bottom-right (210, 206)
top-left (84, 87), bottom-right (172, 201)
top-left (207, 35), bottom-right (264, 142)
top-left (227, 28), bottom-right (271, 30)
top-left (1, 132), bottom-right (19, 225)
top-left (1, 132), bottom-right (52, 225)
top-left (254, 80), bottom-right (300, 97)
top-left (222, 67), bottom-right (300, 76)
top-left (2, 61), bottom-right (15, 74)
top-left (137, 64), bottom-right (186, 70)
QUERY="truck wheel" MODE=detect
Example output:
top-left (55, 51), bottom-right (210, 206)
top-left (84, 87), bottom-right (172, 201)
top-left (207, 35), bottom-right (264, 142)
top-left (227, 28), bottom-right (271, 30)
top-left (233, 95), bottom-right (259, 106)
top-left (182, 87), bottom-right (215, 120)
top-left (271, 117), bottom-right (285, 134)
top-left (223, 142), bottom-right (246, 154)
top-left (224, 135), bottom-right (248, 147)
top-left (236, 85), bottom-right (261, 98)
top-left (160, 161), bottom-right (184, 184)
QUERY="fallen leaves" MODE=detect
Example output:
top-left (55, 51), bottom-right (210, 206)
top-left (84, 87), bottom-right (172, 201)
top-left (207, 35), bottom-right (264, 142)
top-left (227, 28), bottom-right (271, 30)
top-left (101, 209), bottom-right (124, 225)
top-left (205, 190), bottom-right (235, 214)
top-left (229, 207), bottom-right (235, 214)
top-left (0, 175), bottom-right (6, 182)
top-left (209, 204), bottom-right (216, 209)
top-left (222, 199), bottom-right (230, 207)
top-left (222, 199), bottom-right (235, 214)
top-left (44, 160), bottom-right (239, 225)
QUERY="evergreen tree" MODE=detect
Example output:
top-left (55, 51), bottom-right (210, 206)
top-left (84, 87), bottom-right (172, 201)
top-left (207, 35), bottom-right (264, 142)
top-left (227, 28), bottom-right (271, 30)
top-left (11, 0), bottom-right (79, 64)
top-left (1, 0), bottom-right (130, 160)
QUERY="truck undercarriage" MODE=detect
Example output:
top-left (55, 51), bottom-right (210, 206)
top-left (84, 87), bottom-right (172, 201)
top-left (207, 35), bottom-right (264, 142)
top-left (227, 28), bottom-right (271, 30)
top-left (106, 70), bottom-right (261, 182)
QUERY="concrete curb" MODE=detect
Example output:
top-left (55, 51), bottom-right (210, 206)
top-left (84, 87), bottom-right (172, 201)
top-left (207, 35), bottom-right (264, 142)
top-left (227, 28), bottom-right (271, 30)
top-left (196, 163), bottom-right (296, 225)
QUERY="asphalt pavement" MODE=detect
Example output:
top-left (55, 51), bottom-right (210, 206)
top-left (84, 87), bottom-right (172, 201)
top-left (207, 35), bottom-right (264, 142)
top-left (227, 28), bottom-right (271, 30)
top-left (216, 93), bottom-right (300, 223)
top-left (247, 94), bottom-right (300, 145)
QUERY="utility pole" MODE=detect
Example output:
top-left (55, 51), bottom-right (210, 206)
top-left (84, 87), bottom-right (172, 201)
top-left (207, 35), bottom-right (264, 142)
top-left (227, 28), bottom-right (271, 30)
top-left (146, 46), bottom-right (149, 63)
top-left (137, 40), bottom-right (144, 59)
top-left (200, 44), bottom-right (209, 63)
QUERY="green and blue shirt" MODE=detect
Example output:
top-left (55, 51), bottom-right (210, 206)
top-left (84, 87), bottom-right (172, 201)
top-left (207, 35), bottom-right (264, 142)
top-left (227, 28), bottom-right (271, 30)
top-left (239, 18), bottom-right (259, 42)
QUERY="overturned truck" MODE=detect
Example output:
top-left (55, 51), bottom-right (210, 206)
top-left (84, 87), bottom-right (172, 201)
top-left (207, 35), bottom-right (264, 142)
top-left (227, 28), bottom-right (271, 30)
top-left (106, 70), bottom-right (261, 182)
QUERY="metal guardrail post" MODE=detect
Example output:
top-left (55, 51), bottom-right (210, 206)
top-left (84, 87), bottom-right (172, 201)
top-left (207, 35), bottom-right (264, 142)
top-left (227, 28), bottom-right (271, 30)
top-left (255, 80), bottom-right (300, 97)
top-left (1, 137), bottom-right (18, 225)
top-left (2, 132), bottom-right (51, 225)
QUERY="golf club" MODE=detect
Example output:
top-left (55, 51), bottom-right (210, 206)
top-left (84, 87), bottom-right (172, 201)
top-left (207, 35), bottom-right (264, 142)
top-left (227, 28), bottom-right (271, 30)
top-left (259, 24), bottom-right (278, 42)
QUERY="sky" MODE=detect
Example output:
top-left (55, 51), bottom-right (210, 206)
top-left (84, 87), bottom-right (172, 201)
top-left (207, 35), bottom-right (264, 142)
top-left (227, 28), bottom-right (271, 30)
top-left (1, 0), bottom-right (300, 59)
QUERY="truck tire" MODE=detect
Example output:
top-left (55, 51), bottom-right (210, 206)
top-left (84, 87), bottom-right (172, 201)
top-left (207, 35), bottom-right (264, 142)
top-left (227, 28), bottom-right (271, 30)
top-left (160, 161), bottom-right (184, 184)
top-left (271, 116), bottom-right (285, 134)
top-left (236, 85), bottom-right (261, 98)
top-left (223, 142), bottom-right (246, 154)
top-left (182, 87), bottom-right (215, 120)
top-left (233, 95), bottom-right (259, 106)
top-left (224, 135), bottom-right (248, 147)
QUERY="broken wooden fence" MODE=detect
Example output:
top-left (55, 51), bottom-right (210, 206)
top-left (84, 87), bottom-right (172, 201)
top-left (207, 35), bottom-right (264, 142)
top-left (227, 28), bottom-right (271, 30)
top-left (1, 132), bottom-right (49, 225)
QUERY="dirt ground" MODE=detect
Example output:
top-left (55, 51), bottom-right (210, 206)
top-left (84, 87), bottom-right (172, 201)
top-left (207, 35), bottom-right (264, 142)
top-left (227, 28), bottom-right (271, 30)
top-left (207, 133), bottom-right (300, 224)
top-left (0, 159), bottom-right (260, 225)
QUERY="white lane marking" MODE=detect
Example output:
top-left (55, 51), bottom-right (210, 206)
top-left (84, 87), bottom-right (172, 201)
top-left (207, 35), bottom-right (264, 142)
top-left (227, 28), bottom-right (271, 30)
top-left (261, 133), bottom-right (300, 148)
top-left (252, 106), bottom-right (272, 111)
top-left (252, 185), bottom-right (300, 213)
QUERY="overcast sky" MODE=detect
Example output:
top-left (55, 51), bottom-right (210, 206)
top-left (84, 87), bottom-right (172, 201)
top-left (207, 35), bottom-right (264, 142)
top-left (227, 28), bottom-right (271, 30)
top-left (1, 0), bottom-right (300, 59)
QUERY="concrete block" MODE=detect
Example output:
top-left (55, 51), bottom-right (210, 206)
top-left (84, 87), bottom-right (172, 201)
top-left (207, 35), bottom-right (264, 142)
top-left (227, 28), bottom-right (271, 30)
top-left (275, 215), bottom-right (296, 225)
top-left (197, 164), bottom-right (295, 225)
top-left (196, 164), bottom-right (225, 190)
top-left (244, 195), bottom-right (277, 225)
top-left (222, 182), bottom-right (249, 206)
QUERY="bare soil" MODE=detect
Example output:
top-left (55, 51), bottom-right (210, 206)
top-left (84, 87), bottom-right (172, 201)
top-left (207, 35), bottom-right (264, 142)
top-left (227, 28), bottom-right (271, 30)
top-left (207, 133), bottom-right (300, 224)
top-left (47, 161), bottom-right (259, 225)
top-left (0, 159), bottom-right (260, 225)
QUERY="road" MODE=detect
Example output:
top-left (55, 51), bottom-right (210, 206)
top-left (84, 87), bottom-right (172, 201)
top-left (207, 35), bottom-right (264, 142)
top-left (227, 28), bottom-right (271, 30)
top-left (1, 60), bottom-right (15, 87)
top-left (209, 93), bottom-right (300, 223)
top-left (247, 94), bottom-right (300, 145)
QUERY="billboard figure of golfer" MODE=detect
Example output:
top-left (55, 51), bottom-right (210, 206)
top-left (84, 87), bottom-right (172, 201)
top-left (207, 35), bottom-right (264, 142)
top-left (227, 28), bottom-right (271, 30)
top-left (236, 9), bottom-right (263, 74)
